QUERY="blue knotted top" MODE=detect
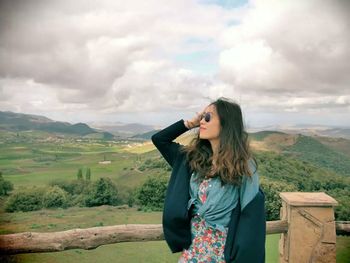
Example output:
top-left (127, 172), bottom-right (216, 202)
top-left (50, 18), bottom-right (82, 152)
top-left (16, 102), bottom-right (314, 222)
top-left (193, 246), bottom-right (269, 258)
top-left (187, 160), bottom-right (259, 232)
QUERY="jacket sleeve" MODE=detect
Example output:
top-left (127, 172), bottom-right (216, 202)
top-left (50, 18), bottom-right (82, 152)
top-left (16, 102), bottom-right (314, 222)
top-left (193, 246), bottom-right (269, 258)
top-left (228, 188), bottom-right (266, 263)
top-left (224, 162), bottom-right (266, 263)
top-left (151, 119), bottom-right (189, 167)
top-left (236, 188), bottom-right (266, 262)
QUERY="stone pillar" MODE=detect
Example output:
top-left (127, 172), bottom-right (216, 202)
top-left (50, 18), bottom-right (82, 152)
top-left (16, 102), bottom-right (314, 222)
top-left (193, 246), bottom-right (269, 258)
top-left (279, 192), bottom-right (338, 263)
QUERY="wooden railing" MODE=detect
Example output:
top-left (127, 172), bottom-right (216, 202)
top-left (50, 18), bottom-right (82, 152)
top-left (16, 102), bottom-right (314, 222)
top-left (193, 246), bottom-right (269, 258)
top-left (0, 221), bottom-right (289, 254)
top-left (336, 221), bottom-right (350, 236)
top-left (0, 192), bottom-right (349, 263)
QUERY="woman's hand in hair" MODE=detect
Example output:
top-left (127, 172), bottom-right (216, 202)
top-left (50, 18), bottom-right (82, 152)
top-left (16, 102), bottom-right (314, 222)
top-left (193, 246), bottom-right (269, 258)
top-left (184, 110), bottom-right (204, 129)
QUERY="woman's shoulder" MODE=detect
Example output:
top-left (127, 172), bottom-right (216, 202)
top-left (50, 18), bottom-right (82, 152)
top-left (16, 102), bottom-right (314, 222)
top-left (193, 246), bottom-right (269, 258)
top-left (248, 158), bottom-right (258, 173)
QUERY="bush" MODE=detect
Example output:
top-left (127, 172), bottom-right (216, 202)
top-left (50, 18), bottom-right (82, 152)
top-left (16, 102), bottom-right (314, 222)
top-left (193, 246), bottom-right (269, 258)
top-left (116, 188), bottom-right (136, 207)
top-left (85, 168), bottom-right (91, 181)
top-left (5, 187), bottom-right (45, 212)
top-left (127, 190), bottom-right (137, 207)
top-left (137, 175), bottom-right (168, 210)
top-left (0, 180), bottom-right (13, 196)
top-left (138, 158), bottom-right (171, 172)
top-left (327, 188), bottom-right (350, 221)
top-left (77, 168), bottom-right (83, 180)
top-left (260, 178), bottom-right (298, 221)
top-left (43, 186), bottom-right (69, 208)
top-left (68, 194), bottom-right (86, 207)
top-left (84, 177), bottom-right (119, 207)
top-left (49, 179), bottom-right (90, 195)
top-left (0, 172), bottom-right (14, 196)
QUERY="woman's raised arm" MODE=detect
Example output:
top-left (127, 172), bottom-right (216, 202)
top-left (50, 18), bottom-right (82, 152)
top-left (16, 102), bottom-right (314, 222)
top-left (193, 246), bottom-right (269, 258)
top-left (151, 119), bottom-right (189, 167)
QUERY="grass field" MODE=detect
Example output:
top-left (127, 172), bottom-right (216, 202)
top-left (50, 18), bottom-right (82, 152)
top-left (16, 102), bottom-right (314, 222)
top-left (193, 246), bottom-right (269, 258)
top-left (0, 204), bottom-right (349, 263)
top-left (0, 204), bottom-right (282, 263)
top-left (0, 237), bottom-right (279, 263)
top-left (0, 136), bottom-right (161, 196)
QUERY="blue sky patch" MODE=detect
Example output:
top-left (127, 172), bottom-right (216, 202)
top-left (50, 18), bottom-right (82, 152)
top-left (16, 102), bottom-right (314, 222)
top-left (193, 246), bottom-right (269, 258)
top-left (199, 0), bottom-right (248, 9)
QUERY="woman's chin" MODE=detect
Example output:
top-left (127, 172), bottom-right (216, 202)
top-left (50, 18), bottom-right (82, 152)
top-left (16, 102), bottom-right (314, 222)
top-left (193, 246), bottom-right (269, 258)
top-left (199, 134), bottom-right (208, 140)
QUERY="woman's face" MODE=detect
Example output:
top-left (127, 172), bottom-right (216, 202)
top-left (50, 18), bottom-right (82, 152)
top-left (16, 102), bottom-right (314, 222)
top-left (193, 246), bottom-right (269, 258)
top-left (199, 104), bottom-right (221, 141)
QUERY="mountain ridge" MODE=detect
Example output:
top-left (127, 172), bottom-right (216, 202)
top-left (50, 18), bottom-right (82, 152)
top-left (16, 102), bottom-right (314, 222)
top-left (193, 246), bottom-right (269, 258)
top-left (0, 111), bottom-right (112, 138)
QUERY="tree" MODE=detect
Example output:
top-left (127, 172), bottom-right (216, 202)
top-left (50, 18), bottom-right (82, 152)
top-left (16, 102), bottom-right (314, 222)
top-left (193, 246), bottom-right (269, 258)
top-left (43, 186), bottom-right (69, 208)
top-left (260, 178), bottom-right (298, 221)
top-left (49, 179), bottom-right (89, 196)
top-left (85, 178), bottom-right (119, 207)
top-left (5, 188), bottom-right (45, 212)
top-left (137, 175), bottom-right (168, 210)
top-left (85, 168), bottom-right (91, 181)
top-left (77, 168), bottom-right (83, 180)
top-left (0, 172), bottom-right (14, 196)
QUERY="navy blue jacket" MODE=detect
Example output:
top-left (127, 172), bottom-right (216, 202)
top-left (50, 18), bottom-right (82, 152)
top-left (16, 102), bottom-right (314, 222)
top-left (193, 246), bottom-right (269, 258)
top-left (151, 119), bottom-right (266, 263)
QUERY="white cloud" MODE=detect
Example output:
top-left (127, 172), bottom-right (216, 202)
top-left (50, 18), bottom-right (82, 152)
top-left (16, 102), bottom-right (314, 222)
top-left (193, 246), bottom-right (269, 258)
top-left (0, 0), bottom-right (349, 126)
top-left (218, 0), bottom-right (350, 112)
top-left (0, 0), bottom-right (237, 111)
top-left (106, 59), bottom-right (213, 112)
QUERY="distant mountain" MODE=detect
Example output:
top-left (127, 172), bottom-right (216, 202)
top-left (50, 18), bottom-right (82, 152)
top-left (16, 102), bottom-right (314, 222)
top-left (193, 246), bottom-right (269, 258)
top-left (249, 130), bottom-right (287, 141)
top-left (250, 124), bottom-right (350, 139)
top-left (0, 111), bottom-right (113, 138)
top-left (312, 127), bottom-right (350, 139)
top-left (131, 130), bottom-right (160, 140)
top-left (89, 122), bottom-right (156, 137)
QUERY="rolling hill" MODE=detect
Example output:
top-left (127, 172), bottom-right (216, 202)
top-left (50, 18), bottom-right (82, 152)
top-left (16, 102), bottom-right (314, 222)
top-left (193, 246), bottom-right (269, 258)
top-left (247, 131), bottom-right (350, 177)
top-left (0, 111), bottom-right (113, 138)
top-left (89, 122), bottom-right (156, 137)
top-left (128, 128), bottom-right (350, 178)
top-left (254, 124), bottom-right (350, 139)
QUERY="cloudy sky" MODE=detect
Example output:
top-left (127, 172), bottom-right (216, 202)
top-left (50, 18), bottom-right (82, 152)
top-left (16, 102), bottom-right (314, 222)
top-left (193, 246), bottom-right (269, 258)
top-left (0, 0), bottom-right (349, 128)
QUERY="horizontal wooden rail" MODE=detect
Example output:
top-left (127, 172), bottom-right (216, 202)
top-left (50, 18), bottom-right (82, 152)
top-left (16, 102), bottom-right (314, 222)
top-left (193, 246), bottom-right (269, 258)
top-left (267, 220), bottom-right (288, 234)
top-left (0, 220), bottom-right (289, 255)
top-left (336, 221), bottom-right (350, 236)
top-left (0, 224), bottom-right (164, 255)
top-left (1, 220), bottom-right (348, 255)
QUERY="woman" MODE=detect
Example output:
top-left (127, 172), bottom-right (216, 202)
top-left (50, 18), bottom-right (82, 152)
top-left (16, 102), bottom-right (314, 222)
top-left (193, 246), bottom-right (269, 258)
top-left (151, 97), bottom-right (266, 263)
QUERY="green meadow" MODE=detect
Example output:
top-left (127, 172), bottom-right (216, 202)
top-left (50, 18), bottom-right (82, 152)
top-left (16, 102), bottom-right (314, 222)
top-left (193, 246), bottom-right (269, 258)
top-left (0, 204), bottom-right (349, 263)
top-left (0, 203), bottom-right (281, 263)
top-left (0, 130), bottom-right (349, 262)
top-left (0, 131), bottom-right (159, 194)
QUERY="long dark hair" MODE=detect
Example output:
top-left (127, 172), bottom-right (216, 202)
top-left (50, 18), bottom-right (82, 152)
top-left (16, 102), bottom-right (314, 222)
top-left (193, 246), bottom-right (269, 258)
top-left (183, 97), bottom-right (256, 185)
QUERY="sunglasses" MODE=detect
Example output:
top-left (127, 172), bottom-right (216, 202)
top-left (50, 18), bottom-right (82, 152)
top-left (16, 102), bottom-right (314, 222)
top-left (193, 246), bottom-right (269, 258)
top-left (201, 112), bottom-right (212, 122)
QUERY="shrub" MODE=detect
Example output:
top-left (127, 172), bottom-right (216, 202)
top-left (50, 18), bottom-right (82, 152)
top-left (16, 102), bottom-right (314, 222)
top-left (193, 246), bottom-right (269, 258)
top-left (85, 168), bottom-right (91, 181)
top-left (127, 191), bottom-right (136, 207)
top-left (260, 178), bottom-right (298, 221)
top-left (49, 179), bottom-right (90, 195)
top-left (84, 177), bottom-right (119, 207)
top-left (68, 194), bottom-right (86, 207)
top-left (138, 158), bottom-right (171, 172)
top-left (137, 175), bottom-right (168, 210)
top-left (327, 188), bottom-right (350, 221)
top-left (43, 186), bottom-right (69, 208)
top-left (116, 188), bottom-right (135, 207)
top-left (0, 172), bottom-right (14, 196)
top-left (5, 187), bottom-right (45, 212)
top-left (77, 168), bottom-right (83, 180)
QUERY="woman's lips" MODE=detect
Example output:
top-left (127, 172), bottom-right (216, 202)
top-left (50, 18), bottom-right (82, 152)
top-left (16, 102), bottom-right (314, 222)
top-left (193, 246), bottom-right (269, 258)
top-left (199, 127), bottom-right (206, 131)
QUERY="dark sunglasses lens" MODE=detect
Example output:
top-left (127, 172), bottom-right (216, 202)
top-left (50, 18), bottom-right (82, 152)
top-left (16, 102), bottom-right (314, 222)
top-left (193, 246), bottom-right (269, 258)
top-left (204, 113), bottom-right (211, 122)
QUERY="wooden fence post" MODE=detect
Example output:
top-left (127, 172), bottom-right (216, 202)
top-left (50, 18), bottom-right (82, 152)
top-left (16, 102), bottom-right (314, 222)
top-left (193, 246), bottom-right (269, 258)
top-left (278, 192), bottom-right (338, 263)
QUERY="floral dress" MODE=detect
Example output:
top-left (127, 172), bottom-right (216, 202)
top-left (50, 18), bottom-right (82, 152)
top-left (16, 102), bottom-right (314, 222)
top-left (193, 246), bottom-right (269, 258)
top-left (178, 178), bottom-right (228, 263)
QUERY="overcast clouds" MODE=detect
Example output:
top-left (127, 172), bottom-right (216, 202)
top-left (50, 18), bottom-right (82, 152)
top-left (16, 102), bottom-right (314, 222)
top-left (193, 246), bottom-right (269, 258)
top-left (0, 0), bottom-right (349, 127)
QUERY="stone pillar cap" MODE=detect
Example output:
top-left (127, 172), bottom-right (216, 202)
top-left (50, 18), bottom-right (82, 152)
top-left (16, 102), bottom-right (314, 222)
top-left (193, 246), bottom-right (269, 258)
top-left (279, 192), bottom-right (338, 206)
